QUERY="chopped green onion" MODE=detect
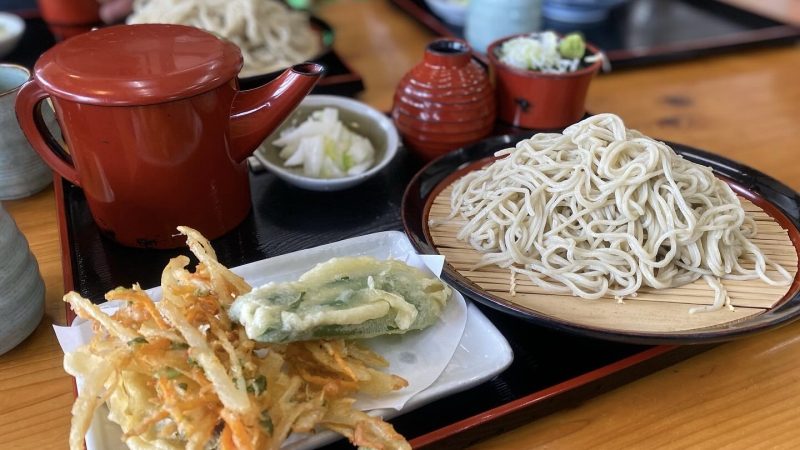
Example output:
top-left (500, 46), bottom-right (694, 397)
top-left (127, 337), bottom-right (148, 346)
top-left (247, 375), bottom-right (267, 395)
top-left (170, 341), bottom-right (190, 350)
top-left (163, 367), bottom-right (181, 379)
top-left (259, 411), bottom-right (274, 435)
top-left (499, 31), bottom-right (589, 74)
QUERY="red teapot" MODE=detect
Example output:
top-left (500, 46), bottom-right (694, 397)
top-left (16, 24), bottom-right (323, 248)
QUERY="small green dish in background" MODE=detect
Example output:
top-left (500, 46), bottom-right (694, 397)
top-left (254, 95), bottom-right (400, 191)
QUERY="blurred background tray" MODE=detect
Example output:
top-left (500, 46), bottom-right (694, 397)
top-left (54, 143), bottom-right (709, 448)
top-left (389, 0), bottom-right (800, 69)
top-left (1, 14), bottom-right (365, 96)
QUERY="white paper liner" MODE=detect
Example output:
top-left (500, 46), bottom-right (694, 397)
top-left (53, 232), bottom-right (469, 448)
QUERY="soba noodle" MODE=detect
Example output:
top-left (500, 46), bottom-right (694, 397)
top-left (128, 0), bottom-right (321, 77)
top-left (444, 114), bottom-right (791, 313)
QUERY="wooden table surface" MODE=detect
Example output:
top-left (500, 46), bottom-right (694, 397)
top-left (2, 1), bottom-right (800, 449)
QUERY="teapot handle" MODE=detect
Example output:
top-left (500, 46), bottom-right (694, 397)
top-left (15, 80), bottom-right (80, 187)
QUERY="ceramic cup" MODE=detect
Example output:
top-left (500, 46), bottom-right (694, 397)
top-left (0, 203), bottom-right (45, 356)
top-left (0, 64), bottom-right (53, 200)
top-left (465, 0), bottom-right (543, 53)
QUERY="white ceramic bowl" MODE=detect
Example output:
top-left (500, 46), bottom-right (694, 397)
top-left (425, 0), bottom-right (469, 27)
top-left (255, 95), bottom-right (399, 191)
top-left (0, 13), bottom-right (25, 59)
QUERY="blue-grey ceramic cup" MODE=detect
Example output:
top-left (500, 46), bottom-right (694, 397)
top-left (0, 64), bottom-right (54, 200)
top-left (465, 0), bottom-right (543, 53)
top-left (0, 202), bottom-right (45, 355)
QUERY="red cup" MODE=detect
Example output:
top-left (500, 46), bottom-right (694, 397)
top-left (487, 34), bottom-right (603, 129)
top-left (37, 0), bottom-right (102, 40)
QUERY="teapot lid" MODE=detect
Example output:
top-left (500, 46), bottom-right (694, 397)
top-left (34, 24), bottom-right (243, 106)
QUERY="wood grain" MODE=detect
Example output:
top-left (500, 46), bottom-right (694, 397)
top-left (2, 1), bottom-right (800, 449)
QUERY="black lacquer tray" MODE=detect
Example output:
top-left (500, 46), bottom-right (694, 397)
top-left (57, 144), bottom-right (710, 448)
top-left (389, 0), bottom-right (800, 69)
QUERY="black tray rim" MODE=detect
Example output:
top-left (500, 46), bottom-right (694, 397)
top-left (389, 0), bottom-right (800, 70)
top-left (401, 133), bottom-right (800, 346)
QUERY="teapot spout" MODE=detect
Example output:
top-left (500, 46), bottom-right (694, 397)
top-left (229, 63), bottom-right (325, 162)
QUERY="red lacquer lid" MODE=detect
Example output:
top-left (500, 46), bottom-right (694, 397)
top-left (34, 24), bottom-right (243, 106)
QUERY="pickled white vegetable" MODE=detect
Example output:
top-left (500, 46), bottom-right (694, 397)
top-left (274, 107), bottom-right (376, 178)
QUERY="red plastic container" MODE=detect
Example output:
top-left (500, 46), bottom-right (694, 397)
top-left (392, 38), bottom-right (495, 161)
top-left (487, 34), bottom-right (602, 129)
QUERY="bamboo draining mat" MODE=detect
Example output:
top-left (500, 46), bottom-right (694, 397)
top-left (429, 184), bottom-right (798, 333)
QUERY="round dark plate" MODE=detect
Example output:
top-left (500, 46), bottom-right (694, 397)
top-left (401, 133), bottom-right (800, 345)
top-left (238, 16), bottom-right (334, 90)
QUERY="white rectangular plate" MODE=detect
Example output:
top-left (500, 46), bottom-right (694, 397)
top-left (71, 231), bottom-right (513, 449)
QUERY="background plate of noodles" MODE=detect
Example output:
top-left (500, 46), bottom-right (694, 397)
top-left (127, 0), bottom-right (334, 87)
top-left (402, 120), bottom-right (800, 345)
